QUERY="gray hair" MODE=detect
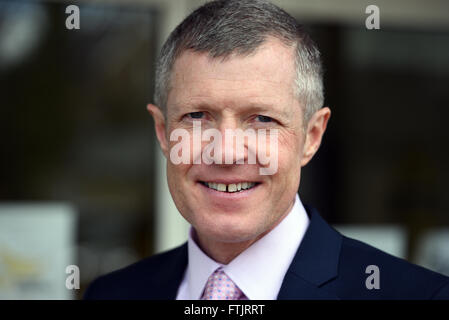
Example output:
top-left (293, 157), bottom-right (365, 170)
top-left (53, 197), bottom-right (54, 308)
top-left (154, 0), bottom-right (324, 124)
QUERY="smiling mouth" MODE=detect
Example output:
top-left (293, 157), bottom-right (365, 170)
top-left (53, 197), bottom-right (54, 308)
top-left (199, 181), bottom-right (260, 193)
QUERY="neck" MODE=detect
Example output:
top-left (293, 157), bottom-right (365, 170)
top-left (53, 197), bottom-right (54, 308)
top-left (196, 237), bottom-right (255, 264)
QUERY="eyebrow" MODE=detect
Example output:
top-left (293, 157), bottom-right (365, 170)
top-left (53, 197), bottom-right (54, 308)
top-left (171, 98), bottom-right (290, 118)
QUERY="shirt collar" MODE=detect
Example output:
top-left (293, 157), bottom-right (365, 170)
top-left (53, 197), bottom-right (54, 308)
top-left (187, 231), bottom-right (222, 300)
top-left (186, 194), bottom-right (309, 300)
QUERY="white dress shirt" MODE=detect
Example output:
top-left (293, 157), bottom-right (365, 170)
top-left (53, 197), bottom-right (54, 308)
top-left (176, 194), bottom-right (310, 300)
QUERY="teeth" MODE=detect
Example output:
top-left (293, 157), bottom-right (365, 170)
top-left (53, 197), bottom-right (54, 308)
top-left (246, 182), bottom-right (256, 189)
top-left (205, 181), bottom-right (256, 193)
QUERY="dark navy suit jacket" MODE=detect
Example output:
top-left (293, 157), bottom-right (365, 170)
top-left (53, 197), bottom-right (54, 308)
top-left (84, 205), bottom-right (449, 299)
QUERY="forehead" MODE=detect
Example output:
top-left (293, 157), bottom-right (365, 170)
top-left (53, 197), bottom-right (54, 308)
top-left (167, 38), bottom-right (297, 112)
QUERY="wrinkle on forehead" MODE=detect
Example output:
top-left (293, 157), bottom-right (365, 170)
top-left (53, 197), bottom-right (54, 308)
top-left (171, 38), bottom-right (296, 84)
top-left (166, 38), bottom-right (299, 115)
top-left (178, 75), bottom-right (289, 86)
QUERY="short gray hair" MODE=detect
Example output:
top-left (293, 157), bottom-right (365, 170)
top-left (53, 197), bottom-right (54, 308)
top-left (154, 0), bottom-right (324, 124)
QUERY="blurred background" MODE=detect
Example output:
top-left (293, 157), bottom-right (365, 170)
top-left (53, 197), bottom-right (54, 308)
top-left (0, 0), bottom-right (448, 299)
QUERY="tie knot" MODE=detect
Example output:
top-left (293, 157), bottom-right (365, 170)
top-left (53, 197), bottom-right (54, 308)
top-left (201, 268), bottom-right (245, 300)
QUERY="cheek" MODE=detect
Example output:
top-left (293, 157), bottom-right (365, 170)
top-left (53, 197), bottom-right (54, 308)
top-left (274, 130), bottom-right (304, 188)
top-left (277, 129), bottom-right (304, 164)
top-left (167, 127), bottom-right (202, 165)
top-left (167, 162), bottom-right (191, 182)
top-left (166, 163), bottom-right (196, 219)
top-left (166, 163), bottom-right (193, 204)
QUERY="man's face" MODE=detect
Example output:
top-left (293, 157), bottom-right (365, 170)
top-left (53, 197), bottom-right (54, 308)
top-left (149, 38), bottom-right (329, 247)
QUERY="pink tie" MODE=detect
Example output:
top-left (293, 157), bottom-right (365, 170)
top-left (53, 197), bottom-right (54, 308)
top-left (201, 268), bottom-right (245, 300)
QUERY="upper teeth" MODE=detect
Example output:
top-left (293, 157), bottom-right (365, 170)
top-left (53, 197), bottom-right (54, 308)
top-left (205, 182), bottom-right (256, 192)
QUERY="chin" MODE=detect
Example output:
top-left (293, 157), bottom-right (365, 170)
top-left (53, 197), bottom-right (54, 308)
top-left (194, 212), bottom-right (267, 244)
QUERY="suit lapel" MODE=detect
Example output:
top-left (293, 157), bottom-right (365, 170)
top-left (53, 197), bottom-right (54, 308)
top-left (157, 243), bottom-right (188, 299)
top-left (277, 205), bottom-right (342, 300)
top-left (168, 207), bottom-right (342, 299)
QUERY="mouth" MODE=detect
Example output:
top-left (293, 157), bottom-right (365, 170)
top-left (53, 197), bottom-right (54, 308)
top-left (199, 181), bottom-right (260, 193)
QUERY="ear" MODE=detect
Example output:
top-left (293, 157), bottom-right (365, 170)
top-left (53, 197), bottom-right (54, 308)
top-left (147, 104), bottom-right (169, 158)
top-left (300, 107), bottom-right (331, 167)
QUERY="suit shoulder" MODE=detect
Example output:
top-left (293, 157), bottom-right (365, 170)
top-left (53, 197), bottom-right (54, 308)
top-left (336, 236), bottom-right (449, 299)
top-left (84, 243), bottom-right (187, 300)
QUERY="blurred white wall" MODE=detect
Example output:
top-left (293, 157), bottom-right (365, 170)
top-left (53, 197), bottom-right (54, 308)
top-left (334, 225), bottom-right (407, 259)
top-left (0, 203), bottom-right (77, 299)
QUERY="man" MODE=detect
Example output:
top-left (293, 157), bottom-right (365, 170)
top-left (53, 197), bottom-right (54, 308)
top-left (85, 0), bottom-right (449, 299)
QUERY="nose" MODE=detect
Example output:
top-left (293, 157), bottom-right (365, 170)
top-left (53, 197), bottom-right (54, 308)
top-left (216, 117), bottom-right (247, 165)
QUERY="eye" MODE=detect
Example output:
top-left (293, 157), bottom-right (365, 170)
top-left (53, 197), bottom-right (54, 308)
top-left (256, 115), bottom-right (273, 123)
top-left (186, 111), bottom-right (205, 119)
